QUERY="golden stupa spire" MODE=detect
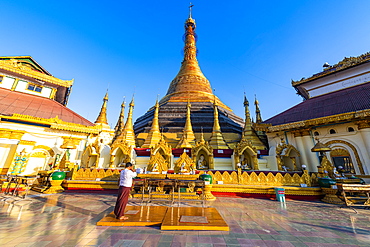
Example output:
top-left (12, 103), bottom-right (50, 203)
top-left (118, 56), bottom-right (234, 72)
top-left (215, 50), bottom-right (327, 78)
top-left (142, 99), bottom-right (162, 148)
top-left (209, 97), bottom-right (229, 149)
top-left (176, 99), bottom-right (196, 148)
top-left (159, 6), bottom-right (231, 111)
top-left (242, 94), bottom-right (253, 137)
top-left (95, 91), bottom-right (109, 125)
top-left (241, 95), bottom-right (266, 150)
top-left (255, 95), bottom-right (262, 123)
top-left (242, 95), bottom-right (254, 138)
top-left (121, 96), bottom-right (136, 147)
top-left (112, 98), bottom-right (125, 143)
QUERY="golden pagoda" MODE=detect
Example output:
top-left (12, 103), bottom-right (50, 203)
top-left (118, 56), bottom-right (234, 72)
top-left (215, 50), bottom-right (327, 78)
top-left (134, 9), bottom-right (244, 148)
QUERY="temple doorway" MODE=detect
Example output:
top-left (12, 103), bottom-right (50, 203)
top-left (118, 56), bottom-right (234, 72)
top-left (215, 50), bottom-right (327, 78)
top-left (331, 149), bottom-right (355, 174)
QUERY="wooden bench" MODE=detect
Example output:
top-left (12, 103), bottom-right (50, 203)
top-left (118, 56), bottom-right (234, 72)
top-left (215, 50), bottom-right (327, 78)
top-left (337, 184), bottom-right (370, 212)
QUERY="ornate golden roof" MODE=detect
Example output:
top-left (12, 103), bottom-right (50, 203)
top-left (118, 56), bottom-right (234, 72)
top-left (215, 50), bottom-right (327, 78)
top-left (292, 52), bottom-right (370, 86)
top-left (159, 17), bottom-right (231, 111)
top-left (0, 58), bottom-right (73, 87)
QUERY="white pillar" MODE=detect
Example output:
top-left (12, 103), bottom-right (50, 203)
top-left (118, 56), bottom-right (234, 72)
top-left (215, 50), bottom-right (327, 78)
top-left (293, 132), bottom-right (310, 171)
top-left (357, 121), bottom-right (370, 174)
top-left (302, 135), bottom-right (320, 172)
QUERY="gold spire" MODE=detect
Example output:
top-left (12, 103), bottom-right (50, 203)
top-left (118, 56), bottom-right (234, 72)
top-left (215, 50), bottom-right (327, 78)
top-left (199, 127), bottom-right (205, 144)
top-left (159, 10), bottom-right (231, 111)
top-left (112, 99), bottom-right (125, 143)
top-left (121, 97), bottom-right (136, 147)
top-left (176, 99), bottom-right (196, 148)
top-left (241, 95), bottom-right (265, 150)
top-left (243, 95), bottom-right (252, 134)
top-left (142, 100), bottom-right (162, 148)
top-left (209, 99), bottom-right (229, 149)
top-left (255, 95), bottom-right (262, 123)
top-left (95, 92), bottom-right (108, 125)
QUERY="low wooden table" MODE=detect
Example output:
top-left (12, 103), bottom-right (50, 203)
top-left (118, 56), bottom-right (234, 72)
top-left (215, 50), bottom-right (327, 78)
top-left (1, 175), bottom-right (38, 199)
top-left (132, 178), bottom-right (206, 206)
top-left (337, 184), bottom-right (370, 213)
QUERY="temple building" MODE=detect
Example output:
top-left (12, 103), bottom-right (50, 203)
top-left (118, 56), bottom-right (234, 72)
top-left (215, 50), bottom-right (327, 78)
top-left (263, 53), bottom-right (370, 175)
top-left (0, 56), bottom-right (114, 175)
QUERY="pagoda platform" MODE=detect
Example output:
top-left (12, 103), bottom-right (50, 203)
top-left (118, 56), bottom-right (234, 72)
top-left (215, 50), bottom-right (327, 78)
top-left (96, 205), bottom-right (229, 231)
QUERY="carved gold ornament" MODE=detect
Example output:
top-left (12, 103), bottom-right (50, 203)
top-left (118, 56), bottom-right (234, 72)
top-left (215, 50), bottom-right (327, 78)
top-left (3, 114), bottom-right (101, 134)
top-left (268, 109), bottom-right (370, 132)
top-left (292, 52), bottom-right (370, 86)
top-left (0, 59), bottom-right (73, 87)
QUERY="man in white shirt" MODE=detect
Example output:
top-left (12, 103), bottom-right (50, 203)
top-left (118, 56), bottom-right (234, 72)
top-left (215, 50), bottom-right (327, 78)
top-left (114, 162), bottom-right (137, 220)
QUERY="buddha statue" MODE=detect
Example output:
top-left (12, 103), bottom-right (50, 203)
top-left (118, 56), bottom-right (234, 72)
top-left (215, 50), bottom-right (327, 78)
top-left (180, 163), bottom-right (189, 174)
top-left (197, 154), bottom-right (208, 169)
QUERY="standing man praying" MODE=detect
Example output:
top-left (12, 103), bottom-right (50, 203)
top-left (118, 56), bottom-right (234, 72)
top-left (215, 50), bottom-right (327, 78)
top-left (114, 162), bottom-right (137, 220)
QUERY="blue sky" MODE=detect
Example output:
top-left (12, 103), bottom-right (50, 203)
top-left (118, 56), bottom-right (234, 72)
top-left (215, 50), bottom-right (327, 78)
top-left (1, 1), bottom-right (370, 127)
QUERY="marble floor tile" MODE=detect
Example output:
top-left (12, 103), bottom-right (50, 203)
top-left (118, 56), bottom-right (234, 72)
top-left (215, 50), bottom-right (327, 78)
top-left (0, 192), bottom-right (369, 247)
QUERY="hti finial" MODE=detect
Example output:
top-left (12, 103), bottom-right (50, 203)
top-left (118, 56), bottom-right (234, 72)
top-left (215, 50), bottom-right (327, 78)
top-left (189, 3), bottom-right (194, 18)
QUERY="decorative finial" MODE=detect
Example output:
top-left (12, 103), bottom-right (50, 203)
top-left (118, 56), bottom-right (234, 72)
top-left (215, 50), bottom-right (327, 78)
top-left (254, 94), bottom-right (262, 123)
top-left (104, 89), bottom-right (109, 100)
top-left (243, 93), bottom-right (249, 107)
top-left (189, 3), bottom-right (194, 18)
top-left (254, 94), bottom-right (258, 105)
top-left (95, 92), bottom-right (109, 125)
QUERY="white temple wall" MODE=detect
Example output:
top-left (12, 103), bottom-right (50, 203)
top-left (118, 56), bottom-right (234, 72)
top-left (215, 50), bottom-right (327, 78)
top-left (98, 145), bottom-right (111, 168)
top-left (0, 141), bottom-right (18, 169)
top-left (134, 156), bottom-right (150, 169)
top-left (0, 121), bottom-right (92, 174)
top-left (258, 158), bottom-right (269, 170)
top-left (265, 121), bottom-right (370, 175)
top-left (15, 80), bottom-right (53, 98)
top-left (0, 75), bottom-right (15, 89)
top-left (213, 157), bottom-right (232, 170)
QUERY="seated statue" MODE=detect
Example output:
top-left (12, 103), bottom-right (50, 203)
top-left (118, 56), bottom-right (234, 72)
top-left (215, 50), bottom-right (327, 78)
top-left (180, 163), bottom-right (188, 173)
top-left (197, 154), bottom-right (208, 169)
top-left (241, 163), bottom-right (250, 170)
top-left (240, 154), bottom-right (250, 170)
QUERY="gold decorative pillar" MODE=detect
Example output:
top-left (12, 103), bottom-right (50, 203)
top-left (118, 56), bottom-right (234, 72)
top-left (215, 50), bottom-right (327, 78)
top-left (60, 137), bottom-right (77, 170)
top-left (202, 184), bottom-right (216, 201)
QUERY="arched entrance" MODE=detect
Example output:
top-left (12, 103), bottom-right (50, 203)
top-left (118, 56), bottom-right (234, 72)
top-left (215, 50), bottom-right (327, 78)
top-left (234, 139), bottom-right (258, 170)
top-left (275, 141), bottom-right (301, 171)
top-left (331, 148), bottom-right (355, 174)
top-left (81, 145), bottom-right (98, 168)
top-left (325, 140), bottom-right (364, 175)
